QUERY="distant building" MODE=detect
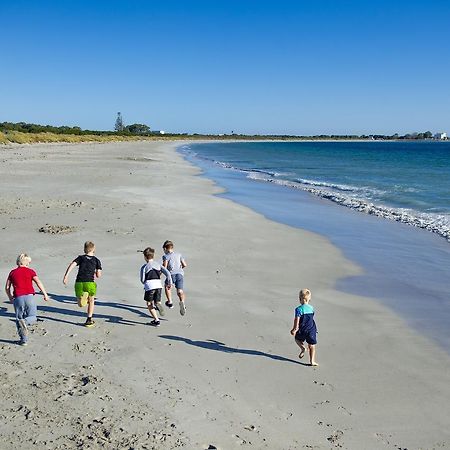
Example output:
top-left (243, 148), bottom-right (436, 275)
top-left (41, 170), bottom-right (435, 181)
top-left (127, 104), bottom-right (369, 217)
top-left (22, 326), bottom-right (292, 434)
top-left (434, 132), bottom-right (447, 140)
top-left (152, 130), bottom-right (166, 135)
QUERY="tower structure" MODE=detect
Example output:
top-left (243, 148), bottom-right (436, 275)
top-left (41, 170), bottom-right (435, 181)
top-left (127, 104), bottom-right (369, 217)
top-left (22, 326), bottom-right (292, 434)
top-left (115, 112), bottom-right (124, 132)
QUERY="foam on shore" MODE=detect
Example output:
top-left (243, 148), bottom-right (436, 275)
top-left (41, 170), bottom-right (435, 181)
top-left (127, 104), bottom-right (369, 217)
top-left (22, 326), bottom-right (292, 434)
top-left (181, 145), bottom-right (450, 242)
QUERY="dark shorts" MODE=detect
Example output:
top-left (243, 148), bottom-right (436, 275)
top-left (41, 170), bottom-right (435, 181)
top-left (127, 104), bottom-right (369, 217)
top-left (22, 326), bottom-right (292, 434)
top-left (144, 289), bottom-right (162, 303)
top-left (165, 273), bottom-right (184, 290)
top-left (295, 331), bottom-right (317, 345)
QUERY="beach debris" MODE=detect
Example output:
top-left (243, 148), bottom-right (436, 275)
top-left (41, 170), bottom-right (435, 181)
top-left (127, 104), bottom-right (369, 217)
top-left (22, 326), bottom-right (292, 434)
top-left (207, 445), bottom-right (218, 450)
top-left (17, 405), bottom-right (33, 419)
top-left (106, 228), bottom-right (135, 235)
top-left (327, 430), bottom-right (344, 444)
top-left (118, 156), bottom-right (155, 162)
top-left (38, 224), bottom-right (76, 234)
top-left (66, 201), bottom-right (84, 207)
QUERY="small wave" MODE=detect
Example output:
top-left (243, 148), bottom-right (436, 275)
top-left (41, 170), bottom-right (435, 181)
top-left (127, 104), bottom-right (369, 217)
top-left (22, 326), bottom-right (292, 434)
top-left (245, 168), bottom-right (296, 177)
top-left (295, 177), bottom-right (357, 192)
top-left (248, 174), bottom-right (450, 241)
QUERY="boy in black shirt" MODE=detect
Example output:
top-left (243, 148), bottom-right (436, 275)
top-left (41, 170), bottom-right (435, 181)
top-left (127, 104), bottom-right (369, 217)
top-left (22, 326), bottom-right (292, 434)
top-left (63, 241), bottom-right (102, 327)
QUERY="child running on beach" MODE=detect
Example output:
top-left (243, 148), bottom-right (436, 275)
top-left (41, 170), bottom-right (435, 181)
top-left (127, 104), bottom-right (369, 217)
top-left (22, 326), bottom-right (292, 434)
top-left (290, 288), bottom-right (318, 366)
top-left (5, 253), bottom-right (50, 345)
top-left (162, 240), bottom-right (187, 315)
top-left (140, 247), bottom-right (172, 327)
top-left (63, 241), bottom-right (102, 328)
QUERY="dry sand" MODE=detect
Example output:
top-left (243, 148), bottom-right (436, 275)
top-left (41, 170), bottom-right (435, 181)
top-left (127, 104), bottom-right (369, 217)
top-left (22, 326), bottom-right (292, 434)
top-left (0, 141), bottom-right (449, 450)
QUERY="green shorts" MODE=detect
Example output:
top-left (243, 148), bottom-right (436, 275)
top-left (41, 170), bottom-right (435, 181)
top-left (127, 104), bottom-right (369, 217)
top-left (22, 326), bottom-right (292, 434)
top-left (75, 281), bottom-right (97, 298)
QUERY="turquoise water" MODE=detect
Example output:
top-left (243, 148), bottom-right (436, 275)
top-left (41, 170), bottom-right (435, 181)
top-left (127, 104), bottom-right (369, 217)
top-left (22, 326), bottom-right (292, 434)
top-left (180, 141), bottom-right (450, 353)
top-left (183, 141), bottom-right (450, 240)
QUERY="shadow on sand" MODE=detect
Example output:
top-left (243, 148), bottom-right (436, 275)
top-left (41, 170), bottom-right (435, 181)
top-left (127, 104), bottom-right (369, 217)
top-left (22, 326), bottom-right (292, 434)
top-left (0, 293), bottom-right (151, 329)
top-left (159, 335), bottom-right (302, 365)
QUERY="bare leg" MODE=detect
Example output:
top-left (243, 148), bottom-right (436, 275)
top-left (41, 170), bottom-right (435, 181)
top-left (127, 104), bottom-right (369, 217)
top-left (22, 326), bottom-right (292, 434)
top-left (177, 289), bottom-right (185, 303)
top-left (147, 302), bottom-right (159, 320)
top-left (164, 285), bottom-right (173, 304)
top-left (177, 289), bottom-right (186, 315)
top-left (309, 344), bottom-right (318, 366)
top-left (87, 297), bottom-right (95, 318)
top-left (295, 339), bottom-right (306, 359)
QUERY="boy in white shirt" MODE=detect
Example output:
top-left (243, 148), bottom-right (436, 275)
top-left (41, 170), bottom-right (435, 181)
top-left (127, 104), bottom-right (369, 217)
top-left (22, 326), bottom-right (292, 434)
top-left (140, 247), bottom-right (172, 327)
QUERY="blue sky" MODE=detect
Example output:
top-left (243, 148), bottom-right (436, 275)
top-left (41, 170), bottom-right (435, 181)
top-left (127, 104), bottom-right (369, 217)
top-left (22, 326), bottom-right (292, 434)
top-left (1, 0), bottom-right (449, 135)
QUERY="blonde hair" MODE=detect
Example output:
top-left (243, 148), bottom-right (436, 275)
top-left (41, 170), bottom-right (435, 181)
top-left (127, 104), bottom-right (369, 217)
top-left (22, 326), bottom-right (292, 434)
top-left (299, 289), bottom-right (312, 302)
top-left (84, 241), bottom-right (95, 253)
top-left (17, 253), bottom-right (31, 266)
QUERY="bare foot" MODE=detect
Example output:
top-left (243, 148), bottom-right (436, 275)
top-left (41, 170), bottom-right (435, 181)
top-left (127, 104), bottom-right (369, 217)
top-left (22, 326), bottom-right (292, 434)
top-left (310, 362), bottom-right (319, 366)
top-left (299, 347), bottom-right (306, 359)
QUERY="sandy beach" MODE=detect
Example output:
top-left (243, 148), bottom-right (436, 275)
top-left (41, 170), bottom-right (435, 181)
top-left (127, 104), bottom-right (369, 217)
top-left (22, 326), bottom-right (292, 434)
top-left (1, 141), bottom-right (449, 450)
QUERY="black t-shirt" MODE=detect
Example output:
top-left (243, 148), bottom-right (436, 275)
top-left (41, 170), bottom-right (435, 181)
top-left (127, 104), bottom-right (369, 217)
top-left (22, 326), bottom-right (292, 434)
top-left (74, 255), bottom-right (102, 282)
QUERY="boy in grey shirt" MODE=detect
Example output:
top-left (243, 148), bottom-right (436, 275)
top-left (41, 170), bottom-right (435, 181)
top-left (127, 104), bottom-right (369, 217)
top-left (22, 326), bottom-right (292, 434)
top-left (162, 240), bottom-right (187, 315)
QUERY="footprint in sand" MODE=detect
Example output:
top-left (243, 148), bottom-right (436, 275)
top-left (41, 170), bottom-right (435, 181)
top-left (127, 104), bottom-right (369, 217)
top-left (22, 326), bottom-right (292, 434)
top-left (337, 405), bottom-right (352, 415)
top-left (313, 380), bottom-right (335, 391)
top-left (317, 421), bottom-right (333, 427)
top-left (374, 433), bottom-right (391, 445)
top-left (313, 399), bottom-right (330, 408)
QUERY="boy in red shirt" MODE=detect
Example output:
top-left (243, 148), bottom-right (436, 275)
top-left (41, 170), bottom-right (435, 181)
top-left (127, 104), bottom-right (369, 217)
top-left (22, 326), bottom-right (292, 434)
top-left (5, 253), bottom-right (50, 345)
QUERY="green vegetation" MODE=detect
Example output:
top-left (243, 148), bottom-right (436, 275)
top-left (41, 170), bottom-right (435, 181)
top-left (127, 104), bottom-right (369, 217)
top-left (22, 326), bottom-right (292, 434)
top-left (0, 122), bottom-right (441, 145)
top-left (0, 130), bottom-right (161, 144)
top-left (0, 121), bottom-right (164, 144)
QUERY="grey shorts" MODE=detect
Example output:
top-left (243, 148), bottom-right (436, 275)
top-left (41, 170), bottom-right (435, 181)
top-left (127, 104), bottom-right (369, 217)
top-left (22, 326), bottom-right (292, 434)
top-left (165, 273), bottom-right (184, 290)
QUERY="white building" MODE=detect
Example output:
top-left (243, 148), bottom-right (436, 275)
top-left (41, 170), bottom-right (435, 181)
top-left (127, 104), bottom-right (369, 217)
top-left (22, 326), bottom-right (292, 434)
top-left (434, 132), bottom-right (447, 140)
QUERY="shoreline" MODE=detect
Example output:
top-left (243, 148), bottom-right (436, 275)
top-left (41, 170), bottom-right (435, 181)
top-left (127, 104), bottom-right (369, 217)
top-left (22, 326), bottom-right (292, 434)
top-left (181, 141), bottom-right (450, 243)
top-left (1, 141), bottom-right (450, 449)
top-left (181, 141), bottom-right (450, 353)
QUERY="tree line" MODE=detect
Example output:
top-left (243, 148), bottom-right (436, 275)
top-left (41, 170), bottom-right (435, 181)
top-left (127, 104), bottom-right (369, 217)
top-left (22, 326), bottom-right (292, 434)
top-left (0, 122), bottom-right (440, 140)
top-left (0, 122), bottom-right (154, 136)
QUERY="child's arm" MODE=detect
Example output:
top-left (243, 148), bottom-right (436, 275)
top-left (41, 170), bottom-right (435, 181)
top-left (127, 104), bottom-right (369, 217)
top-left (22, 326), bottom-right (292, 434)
top-left (161, 266), bottom-right (172, 287)
top-left (33, 276), bottom-right (50, 301)
top-left (181, 257), bottom-right (187, 269)
top-left (140, 265), bottom-right (146, 285)
top-left (95, 258), bottom-right (102, 279)
top-left (5, 277), bottom-right (13, 302)
top-left (290, 316), bottom-right (300, 336)
top-left (63, 261), bottom-right (77, 284)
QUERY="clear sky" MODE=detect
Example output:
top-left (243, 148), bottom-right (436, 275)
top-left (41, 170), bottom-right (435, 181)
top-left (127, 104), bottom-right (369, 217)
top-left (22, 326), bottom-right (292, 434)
top-left (1, 0), bottom-right (449, 135)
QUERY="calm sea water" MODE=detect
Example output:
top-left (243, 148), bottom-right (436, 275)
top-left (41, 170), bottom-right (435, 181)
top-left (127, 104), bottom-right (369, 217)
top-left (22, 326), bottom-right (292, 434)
top-left (180, 141), bottom-right (450, 353)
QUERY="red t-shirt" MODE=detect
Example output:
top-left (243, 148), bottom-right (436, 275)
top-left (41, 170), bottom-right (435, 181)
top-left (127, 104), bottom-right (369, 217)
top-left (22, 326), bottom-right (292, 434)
top-left (8, 266), bottom-right (37, 297)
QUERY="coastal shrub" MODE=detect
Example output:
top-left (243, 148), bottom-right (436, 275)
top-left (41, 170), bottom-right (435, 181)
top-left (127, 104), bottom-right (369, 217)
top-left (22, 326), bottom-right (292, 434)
top-left (0, 130), bottom-right (184, 145)
top-left (0, 131), bottom-right (9, 144)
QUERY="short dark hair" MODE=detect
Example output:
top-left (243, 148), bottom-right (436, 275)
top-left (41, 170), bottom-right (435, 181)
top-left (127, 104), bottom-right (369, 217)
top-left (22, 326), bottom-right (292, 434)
top-left (143, 247), bottom-right (155, 259)
top-left (163, 240), bottom-right (174, 249)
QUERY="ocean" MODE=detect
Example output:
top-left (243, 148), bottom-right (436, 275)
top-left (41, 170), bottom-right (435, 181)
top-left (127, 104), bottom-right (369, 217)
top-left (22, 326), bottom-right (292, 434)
top-left (180, 141), bottom-right (450, 352)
